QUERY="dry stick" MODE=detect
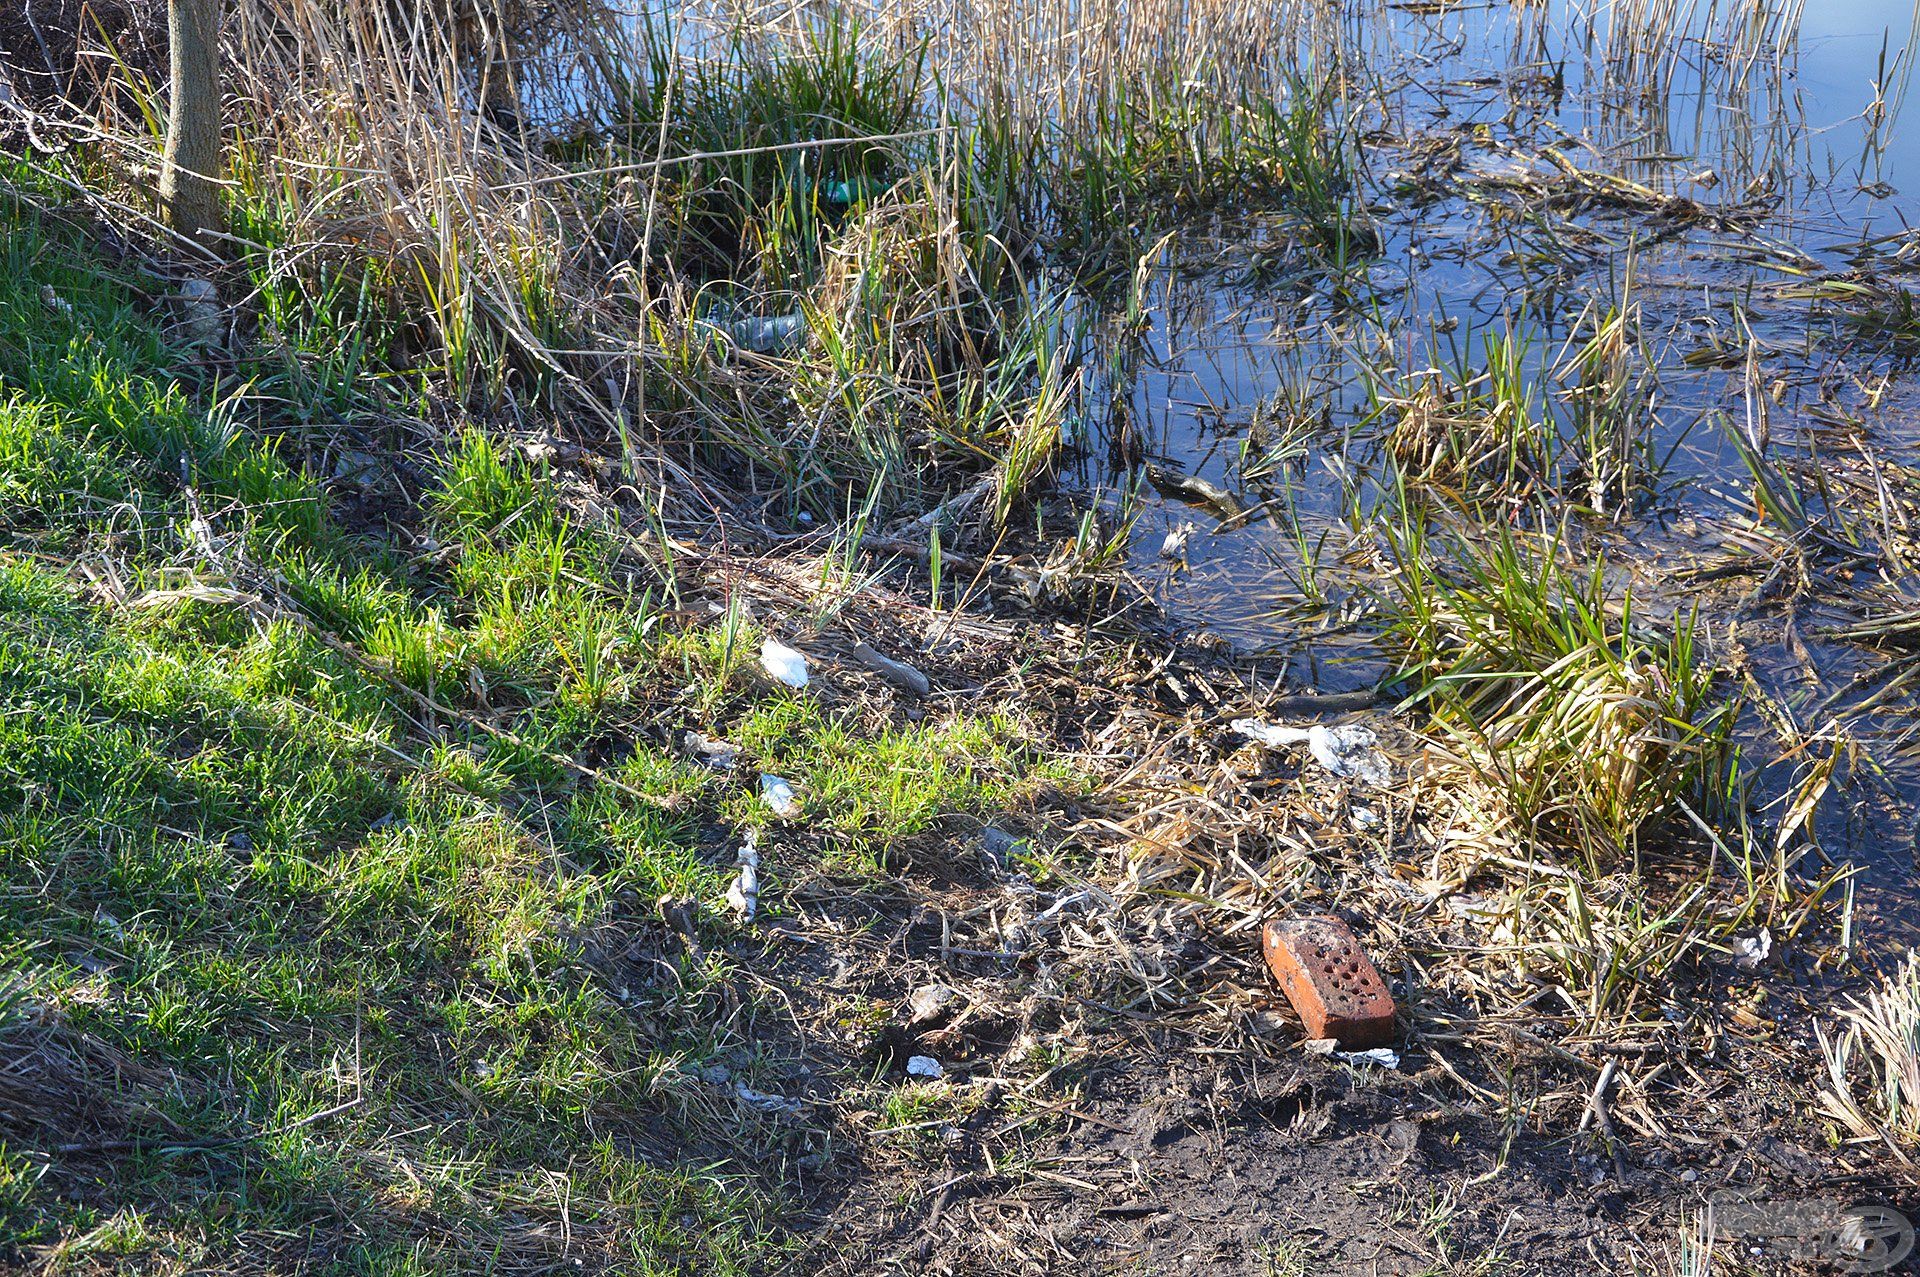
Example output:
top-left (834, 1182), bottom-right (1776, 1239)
top-left (1580, 1056), bottom-right (1632, 1182)
top-left (851, 642), bottom-right (932, 697)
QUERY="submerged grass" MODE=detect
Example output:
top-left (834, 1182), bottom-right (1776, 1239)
top-left (1370, 294), bottom-right (1668, 517)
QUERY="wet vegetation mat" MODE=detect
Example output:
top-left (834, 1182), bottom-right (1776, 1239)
top-left (9, 0), bottom-right (1920, 1273)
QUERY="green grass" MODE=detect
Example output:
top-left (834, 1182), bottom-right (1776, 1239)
top-left (1376, 511), bottom-right (1735, 862)
top-left (1048, 70), bottom-right (1365, 264)
top-left (0, 194), bottom-right (1049, 1270)
top-left (728, 696), bottom-right (1042, 873)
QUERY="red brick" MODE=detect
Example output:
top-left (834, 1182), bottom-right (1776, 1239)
top-left (1262, 916), bottom-right (1396, 1048)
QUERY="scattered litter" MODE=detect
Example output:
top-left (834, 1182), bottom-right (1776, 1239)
top-left (39, 285), bottom-right (71, 317)
top-left (907, 983), bottom-right (961, 1025)
top-left (759, 774), bottom-right (800, 819)
top-left (685, 731), bottom-right (742, 771)
top-left (851, 642), bottom-right (931, 697)
top-left (1248, 1009), bottom-right (1291, 1035)
top-left (905, 1055), bottom-right (945, 1079)
top-left (733, 1082), bottom-right (803, 1114)
top-left (760, 638), bottom-right (810, 689)
top-left (1159, 521), bottom-right (1194, 561)
top-left (1302, 1036), bottom-right (1339, 1055)
top-left (724, 832), bottom-right (760, 920)
top-left (1232, 719), bottom-right (1391, 787)
top-left (819, 176), bottom-right (888, 205)
top-left (1337, 1047), bottom-right (1401, 1069)
top-left (1351, 805), bottom-right (1380, 830)
top-left (1732, 929), bottom-right (1772, 971)
top-left (333, 450), bottom-right (386, 493)
top-left (1467, 156), bottom-right (1548, 183)
top-left (1145, 462), bottom-right (1242, 518)
top-left (657, 895), bottom-right (702, 957)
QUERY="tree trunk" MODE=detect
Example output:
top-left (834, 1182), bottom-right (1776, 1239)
top-left (159, 0), bottom-right (225, 249)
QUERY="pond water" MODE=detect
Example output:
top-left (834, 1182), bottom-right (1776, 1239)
top-left (1064, 0), bottom-right (1920, 935)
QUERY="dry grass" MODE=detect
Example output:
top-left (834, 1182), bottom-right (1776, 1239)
top-left (1820, 950), bottom-right (1920, 1148)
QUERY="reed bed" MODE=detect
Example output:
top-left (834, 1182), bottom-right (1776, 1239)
top-left (9, 0), bottom-right (1369, 531)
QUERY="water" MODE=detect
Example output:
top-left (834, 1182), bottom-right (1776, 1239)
top-left (1065, 0), bottom-right (1920, 935)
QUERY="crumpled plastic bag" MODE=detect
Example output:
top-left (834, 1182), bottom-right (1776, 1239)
top-left (759, 774), bottom-right (800, 818)
top-left (1232, 719), bottom-right (1391, 787)
top-left (725, 831), bottom-right (761, 920)
top-left (760, 638), bottom-right (810, 689)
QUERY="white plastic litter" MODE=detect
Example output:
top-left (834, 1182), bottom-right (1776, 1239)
top-left (1159, 521), bottom-right (1194, 560)
top-left (1232, 719), bottom-right (1391, 787)
top-left (685, 731), bottom-right (742, 771)
top-left (1337, 1047), bottom-right (1401, 1069)
top-left (760, 638), bottom-right (810, 689)
top-left (734, 1082), bottom-right (803, 1114)
top-left (905, 1055), bottom-right (945, 1079)
top-left (759, 774), bottom-right (800, 818)
top-left (724, 832), bottom-right (761, 920)
top-left (1732, 929), bottom-right (1772, 971)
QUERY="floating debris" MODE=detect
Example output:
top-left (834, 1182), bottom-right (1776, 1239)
top-left (1146, 462), bottom-right (1243, 519)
